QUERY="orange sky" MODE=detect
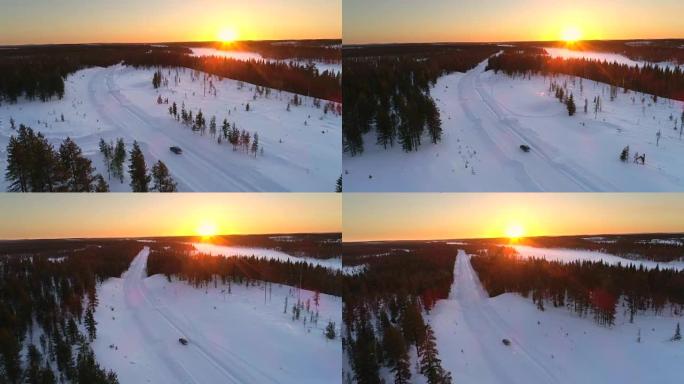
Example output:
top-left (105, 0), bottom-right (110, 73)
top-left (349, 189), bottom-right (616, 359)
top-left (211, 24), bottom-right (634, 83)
top-left (0, 0), bottom-right (341, 45)
top-left (344, 0), bottom-right (684, 44)
top-left (343, 194), bottom-right (684, 242)
top-left (0, 194), bottom-right (340, 240)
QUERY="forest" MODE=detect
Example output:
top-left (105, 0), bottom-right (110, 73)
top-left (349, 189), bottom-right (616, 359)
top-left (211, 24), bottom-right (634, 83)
top-left (470, 245), bottom-right (684, 327)
top-left (0, 239), bottom-right (143, 384)
top-left (485, 51), bottom-right (684, 101)
top-left (343, 44), bottom-right (499, 155)
top-left (525, 39), bottom-right (684, 65)
top-left (343, 242), bottom-right (458, 384)
top-left (5, 125), bottom-right (176, 192)
top-left (0, 43), bottom-right (340, 103)
top-left (178, 39), bottom-right (341, 61)
top-left (146, 243), bottom-right (342, 297)
top-left (465, 234), bottom-right (684, 263)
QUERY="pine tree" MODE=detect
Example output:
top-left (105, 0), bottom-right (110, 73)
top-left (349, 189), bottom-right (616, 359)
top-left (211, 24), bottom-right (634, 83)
top-left (85, 309), bottom-right (97, 341)
top-left (113, 138), bottom-right (126, 183)
top-left (620, 146), bottom-right (630, 162)
top-left (335, 175), bottom-right (342, 192)
top-left (128, 141), bottom-right (150, 192)
top-left (325, 321), bottom-right (336, 340)
top-left (94, 174), bottom-right (110, 192)
top-left (59, 137), bottom-right (98, 192)
top-left (251, 132), bottom-right (259, 157)
top-left (419, 324), bottom-right (451, 384)
top-left (151, 160), bottom-right (177, 192)
top-left (566, 93), bottom-right (576, 116)
top-left (99, 138), bottom-right (113, 180)
top-left (209, 116), bottom-right (217, 138)
top-left (673, 322), bottom-right (682, 341)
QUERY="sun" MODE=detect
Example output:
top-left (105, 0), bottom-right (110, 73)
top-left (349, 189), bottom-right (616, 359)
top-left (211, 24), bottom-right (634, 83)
top-left (196, 221), bottom-right (218, 238)
top-left (505, 224), bottom-right (525, 240)
top-left (561, 26), bottom-right (582, 43)
top-left (218, 27), bottom-right (238, 43)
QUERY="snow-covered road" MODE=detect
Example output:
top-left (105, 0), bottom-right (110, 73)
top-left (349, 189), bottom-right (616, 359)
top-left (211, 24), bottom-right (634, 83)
top-left (345, 57), bottom-right (684, 191)
top-left (119, 247), bottom-right (278, 383)
top-left (431, 250), bottom-right (557, 383)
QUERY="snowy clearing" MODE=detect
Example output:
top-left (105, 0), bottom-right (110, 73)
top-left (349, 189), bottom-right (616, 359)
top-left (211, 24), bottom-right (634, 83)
top-left (0, 64), bottom-right (340, 192)
top-left (191, 242), bottom-right (342, 270)
top-left (511, 245), bottom-right (684, 271)
top-left (190, 47), bottom-right (341, 75)
top-left (429, 250), bottom-right (684, 384)
top-left (543, 47), bottom-right (680, 70)
top-left (92, 247), bottom-right (342, 384)
top-left (345, 58), bottom-right (684, 191)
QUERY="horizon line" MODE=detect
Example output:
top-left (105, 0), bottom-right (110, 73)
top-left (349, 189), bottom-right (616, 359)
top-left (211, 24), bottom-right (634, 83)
top-left (343, 230), bottom-right (684, 243)
top-left (0, 38), bottom-right (342, 48)
top-left (0, 231), bottom-right (342, 242)
top-left (342, 36), bottom-right (684, 46)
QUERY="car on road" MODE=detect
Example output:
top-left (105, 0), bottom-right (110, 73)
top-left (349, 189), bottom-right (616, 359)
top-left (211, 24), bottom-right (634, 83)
top-left (179, 338), bottom-right (188, 345)
top-left (170, 146), bottom-right (183, 154)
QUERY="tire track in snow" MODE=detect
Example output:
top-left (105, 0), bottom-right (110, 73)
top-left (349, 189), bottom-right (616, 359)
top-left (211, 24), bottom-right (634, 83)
top-left (87, 66), bottom-right (288, 191)
top-left (469, 62), bottom-right (619, 191)
top-left (124, 247), bottom-right (274, 384)
top-left (447, 250), bottom-right (559, 383)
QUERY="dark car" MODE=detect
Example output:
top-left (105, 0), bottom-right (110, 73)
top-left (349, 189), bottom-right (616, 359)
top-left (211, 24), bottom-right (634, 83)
top-left (502, 338), bottom-right (511, 346)
top-left (519, 144), bottom-right (531, 153)
top-left (179, 338), bottom-right (188, 345)
top-left (170, 146), bottom-right (183, 154)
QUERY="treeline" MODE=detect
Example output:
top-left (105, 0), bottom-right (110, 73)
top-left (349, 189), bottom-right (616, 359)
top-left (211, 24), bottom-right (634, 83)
top-left (343, 243), bottom-right (457, 384)
top-left (213, 233), bottom-right (342, 260)
top-left (528, 40), bottom-right (684, 65)
top-left (485, 52), bottom-right (684, 101)
top-left (343, 45), bottom-right (499, 155)
top-left (5, 125), bottom-right (108, 192)
top-left (4, 124), bottom-right (177, 192)
top-left (146, 245), bottom-right (341, 296)
top-left (470, 246), bottom-right (684, 327)
top-left (0, 44), bottom-right (340, 103)
top-left (0, 241), bottom-right (142, 383)
top-left (181, 40), bottom-right (342, 61)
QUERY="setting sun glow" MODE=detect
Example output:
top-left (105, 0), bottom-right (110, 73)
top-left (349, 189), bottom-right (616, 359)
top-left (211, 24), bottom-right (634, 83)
top-left (196, 221), bottom-right (219, 237)
top-left (504, 224), bottom-right (525, 240)
top-left (561, 26), bottom-right (582, 43)
top-left (218, 27), bottom-right (238, 43)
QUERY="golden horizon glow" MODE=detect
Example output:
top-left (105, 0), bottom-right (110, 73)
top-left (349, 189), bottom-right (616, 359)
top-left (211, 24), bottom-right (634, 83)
top-left (0, 194), bottom-right (340, 240)
top-left (561, 26), bottom-right (582, 43)
top-left (344, 0), bottom-right (683, 44)
top-left (218, 27), bottom-right (239, 43)
top-left (196, 220), bottom-right (219, 238)
top-left (343, 194), bottom-right (684, 242)
top-left (0, 1), bottom-right (341, 45)
top-left (505, 223), bottom-right (525, 240)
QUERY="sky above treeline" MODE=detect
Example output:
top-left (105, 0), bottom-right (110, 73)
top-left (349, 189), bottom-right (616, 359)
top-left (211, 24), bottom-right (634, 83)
top-left (343, 193), bottom-right (684, 241)
top-left (0, 194), bottom-right (340, 240)
top-left (343, 0), bottom-right (684, 44)
top-left (0, 0), bottom-right (341, 45)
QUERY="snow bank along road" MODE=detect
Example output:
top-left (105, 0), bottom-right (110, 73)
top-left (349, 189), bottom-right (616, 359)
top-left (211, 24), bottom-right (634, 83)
top-left (430, 250), bottom-right (684, 383)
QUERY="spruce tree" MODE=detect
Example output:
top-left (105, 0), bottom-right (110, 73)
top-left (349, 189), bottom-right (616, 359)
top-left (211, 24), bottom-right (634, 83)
top-left (128, 141), bottom-right (150, 192)
top-left (59, 137), bottom-right (98, 192)
top-left (151, 160), bottom-right (177, 192)
top-left (566, 93), bottom-right (576, 116)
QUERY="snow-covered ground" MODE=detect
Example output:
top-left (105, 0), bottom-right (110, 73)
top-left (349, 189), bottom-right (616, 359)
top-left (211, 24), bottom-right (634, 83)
top-left (191, 242), bottom-right (342, 270)
top-left (345, 58), bottom-right (684, 191)
top-left (511, 245), bottom-right (684, 271)
top-left (92, 247), bottom-right (342, 384)
top-left (428, 250), bottom-right (684, 384)
top-left (190, 47), bottom-right (342, 75)
top-left (0, 64), bottom-right (341, 192)
top-left (543, 47), bottom-right (680, 70)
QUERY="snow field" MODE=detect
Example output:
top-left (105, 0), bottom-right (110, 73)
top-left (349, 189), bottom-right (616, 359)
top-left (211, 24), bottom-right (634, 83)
top-left (429, 250), bottom-right (684, 384)
top-left (92, 247), bottom-right (342, 384)
top-left (0, 63), bottom-right (341, 191)
top-left (345, 58), bottom-right (684, 191)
